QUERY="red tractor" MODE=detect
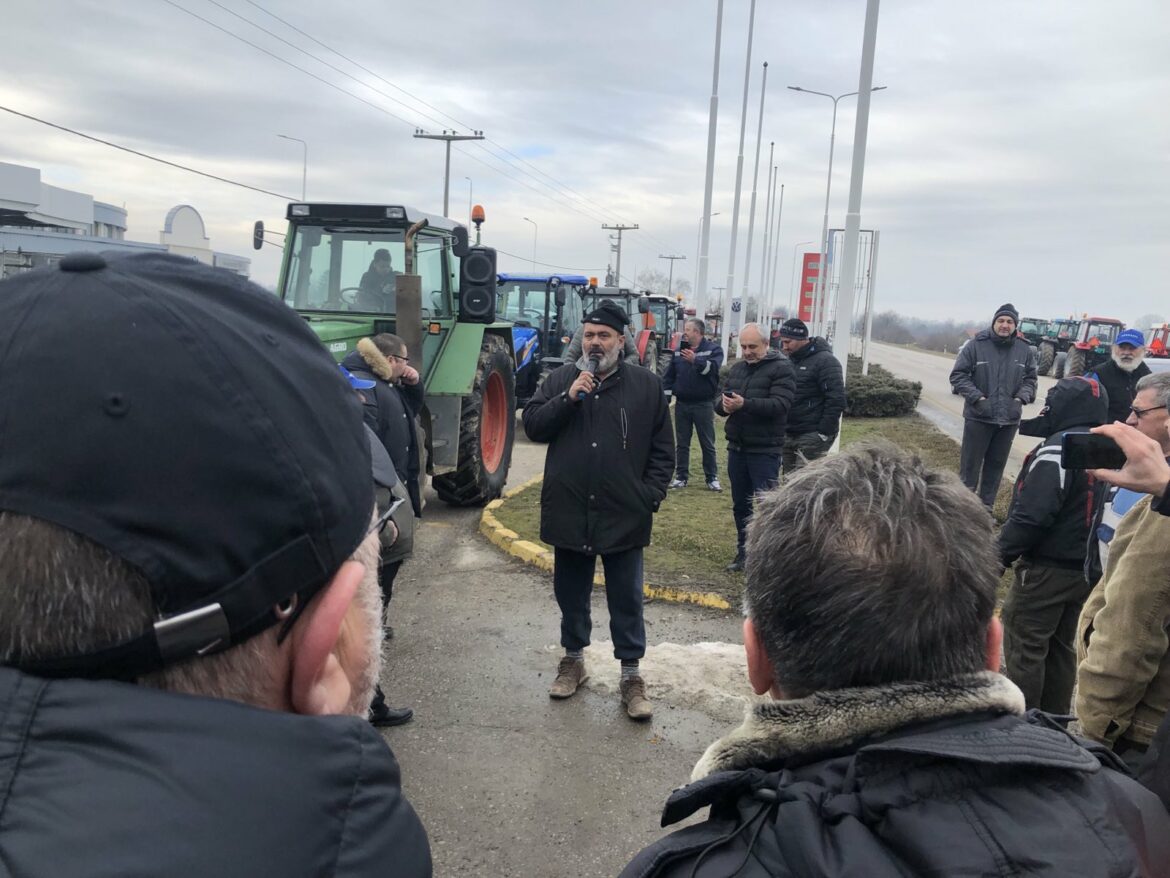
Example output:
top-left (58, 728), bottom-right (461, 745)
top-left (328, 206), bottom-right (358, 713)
top-left (580, 285), bottom-right (663, 374)
top-left (644, 293), bottom-right (686, 373)
top-left (1148, 323), bottom-right (1170, 359)
top-left (1063, 317), bottom-right (1125, 377)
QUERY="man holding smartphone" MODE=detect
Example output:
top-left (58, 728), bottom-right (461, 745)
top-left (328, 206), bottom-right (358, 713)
top-left (663, 318), bottom-right (725, 491)
top-left (997, 376), bottom-right (1107, 713)
top-left (716, 323), bottom-right (796, 572)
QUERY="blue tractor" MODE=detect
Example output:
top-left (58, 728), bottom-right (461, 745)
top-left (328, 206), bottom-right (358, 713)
top-left (496, 273), bottom-right (592, 406)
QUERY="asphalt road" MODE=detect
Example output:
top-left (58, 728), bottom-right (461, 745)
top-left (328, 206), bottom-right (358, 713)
top-left (869, 342), bottom-right (1060, 480)
top-left (379, 416), bottom-right (745, 877)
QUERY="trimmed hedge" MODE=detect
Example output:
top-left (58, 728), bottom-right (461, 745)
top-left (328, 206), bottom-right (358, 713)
top-left (845, 355), bottom-right (921, 417)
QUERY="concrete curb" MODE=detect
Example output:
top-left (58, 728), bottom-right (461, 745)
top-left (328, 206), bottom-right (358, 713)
top-left (480, 477), bottom-right (732, 611)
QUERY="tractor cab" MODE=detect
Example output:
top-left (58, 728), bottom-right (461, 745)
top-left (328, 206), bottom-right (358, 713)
top-left (644, 293), bottom-right (687, 372)
top-left (1148, 323), bottom-right (1169, 359)
top-left (1065, 316), bottom-right (1125, 376)
top-left (496, 273), bottom-right (590, 406)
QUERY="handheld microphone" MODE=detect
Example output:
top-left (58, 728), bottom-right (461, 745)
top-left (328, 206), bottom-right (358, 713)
top-left (577, 354), bottom-right (602, 400)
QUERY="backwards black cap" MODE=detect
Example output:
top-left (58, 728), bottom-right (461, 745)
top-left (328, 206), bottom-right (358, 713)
top-left (0, 252), bottom-right (373, 679)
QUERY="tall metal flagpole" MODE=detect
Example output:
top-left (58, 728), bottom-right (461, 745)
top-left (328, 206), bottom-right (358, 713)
top-left (832, 0), bottom-right (881, 386)
top-left (721, 0), bottom-right (758, 359)
top-left (740, 61), bottom-right (769, 324)
top-left (768, 182), bottom-right (784, 320)
top-left (695, 0), bottom-right (725, 319)
top-left (759, 145), bottom-right (775, 321)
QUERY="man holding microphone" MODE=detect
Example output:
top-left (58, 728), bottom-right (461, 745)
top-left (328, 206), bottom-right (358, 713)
top-left (523, 301), bottom-right (674, 721)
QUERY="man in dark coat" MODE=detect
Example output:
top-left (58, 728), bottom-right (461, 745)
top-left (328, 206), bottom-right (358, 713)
top-left (716, 323), bottom-right (796, 572)
top-left (949, 302), bottom-right (1038, 507)
top-left (356, 247), bottom-right (399, 313)
top-left (621, 444), bottom-right (1169, 878)
top-left (997, 376), bottom-right (1108, 714)
top-left (1087, 328), bottom-right (1152, 424)
top-left (523, 301), bottom-right (674, 721)
top-left (776, 318), bottom-right (846, 475)
top-left (663, 317), bottom-right (725, 491)
top-left (0, 253), bottom-right (430, 877)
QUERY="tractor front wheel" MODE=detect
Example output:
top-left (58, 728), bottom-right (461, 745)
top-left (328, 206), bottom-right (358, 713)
top-left (1064, 347), bottom-right (1087, 377)
top-left (1054, 351), bottom-right (1067, 378)
top-left (1037, 342), bottom-right (1055, 376)
top-left (433, 334), bottom-right (516, 507)
top-left (643, 341), bottom-right (660, 375)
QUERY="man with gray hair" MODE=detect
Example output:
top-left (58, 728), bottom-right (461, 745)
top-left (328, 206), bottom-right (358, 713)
top-left (1087, 328), bottom-right (1152, 425)
top-left (0, 253), bottom-right (430, 875)
top-left (622, 444), bottom-right (1169, 877)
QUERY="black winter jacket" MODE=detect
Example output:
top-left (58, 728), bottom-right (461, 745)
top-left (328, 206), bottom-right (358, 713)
top-left (999, 376), bottom-right (1109, 569)
top-left (715, 351), bottom-right (796, 454)
top-left (784, 337), bottom-right (846, 436)
top-left (0, 667), bottom-right (431, 877)
top-left (523, 360), bottom-right (674, 554)
top-left (342, 348), bottom-right (424, 518)
top-left (950, 328), bottom-right (1038, 424)
top-left (1088, 358), bottom-right (1152, 424)
top-left (620, 673), bottom-right (1170, 878)
top-left (662, 338), bottom-right (724, 402)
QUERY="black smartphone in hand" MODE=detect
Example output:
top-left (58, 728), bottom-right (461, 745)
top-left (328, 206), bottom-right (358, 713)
top-left (722, 390), bottom-right (735, 398)
top-left (1061, 433), bottom-right (1126, 470)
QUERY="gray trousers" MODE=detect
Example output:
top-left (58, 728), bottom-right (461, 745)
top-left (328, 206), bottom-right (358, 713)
top-left (782, 431), bottom-right (833, 476)
top-left (1002, 562), bottom-right (1093, 714)
top-left (959, 419), bottom-right (1017, 508)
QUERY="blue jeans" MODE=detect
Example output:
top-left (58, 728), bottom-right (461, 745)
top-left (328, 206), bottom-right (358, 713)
top-left (553, 546), bottom-right (645, 660)
top-left (728, 449), bottom-right (781, 552)
top-left (674, 400), bottom-right (718, 482)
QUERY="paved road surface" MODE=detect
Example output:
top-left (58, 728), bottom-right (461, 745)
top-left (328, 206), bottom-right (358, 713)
top-left (870, 342), bottom-right (1059, 480)
top-left (381, 416), bottom-right (744, 877)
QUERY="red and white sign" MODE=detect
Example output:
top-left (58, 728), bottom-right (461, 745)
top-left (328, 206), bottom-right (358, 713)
top-left (798, 253), bottom-right (820, 323)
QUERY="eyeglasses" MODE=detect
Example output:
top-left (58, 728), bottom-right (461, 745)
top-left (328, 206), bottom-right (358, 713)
top-left (1130, 404), bottom-right (1168, 419)
top-left (390, 354), bottom-right (410, 364)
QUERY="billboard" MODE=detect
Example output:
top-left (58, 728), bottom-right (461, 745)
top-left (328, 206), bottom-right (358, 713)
top-left (798, 252), bottom-right (820, 323)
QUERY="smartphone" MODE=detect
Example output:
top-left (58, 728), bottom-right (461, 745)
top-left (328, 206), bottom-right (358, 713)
top-left (1060, 433), bottom-right (1126, 470)
top-left (722, 390), bottom-right (735, 398)
top-left (679, 337), bottom-right (691, 351)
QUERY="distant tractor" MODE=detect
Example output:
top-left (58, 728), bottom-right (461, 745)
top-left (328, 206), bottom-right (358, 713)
top-left (256, 202), bottom-right (516, 507)
top-left (1037, 318), bottom-right (1080, 377)
top-left (644, 293), bottom-right (686, 373)
top-left (1148, 323), bottom-right (1170, 359)
top-left (1064, 317), bottom-right (1125, 377)
top-left (580, 285), bottom-right (662, 373)
top-left (496, 273), bottom-right (591, 407)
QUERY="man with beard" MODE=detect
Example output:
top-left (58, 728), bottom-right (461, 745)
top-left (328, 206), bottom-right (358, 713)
top-left (0, 253), bottom-right (430, 876)
top-left (997, 377), bottom-right (1108, 713)
top-left (950, 303), bottom-right (1038, 508)
top-left (523, 301), bottom-right (674, 721)
top-left (1088, 328), bottom-right (1152, 424)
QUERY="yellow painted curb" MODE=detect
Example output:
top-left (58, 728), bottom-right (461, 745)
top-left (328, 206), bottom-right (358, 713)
top-left (480, 476), bottom-right (732, 611)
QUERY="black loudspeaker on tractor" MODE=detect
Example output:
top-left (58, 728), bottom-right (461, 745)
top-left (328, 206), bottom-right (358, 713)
top-left (459, 246), bottom-right (497, 323)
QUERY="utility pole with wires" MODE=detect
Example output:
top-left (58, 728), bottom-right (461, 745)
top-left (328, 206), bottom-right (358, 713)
top-left (413, 129), bottom-right (484, 216)
top-left (602, 223), bottom-right (638, 286)
top-left (658, 254), bottom-right (686, 297)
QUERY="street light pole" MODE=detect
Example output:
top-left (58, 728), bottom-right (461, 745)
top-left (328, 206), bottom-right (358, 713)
top-left (464, 177), bottom-right (473, 228)
top-left (522, 217), bottom-right (538, 272)
top-left (413, 129), bottom-right (485, 216)
top-left (786, 85), bottom-right (885, 335)
top-left (277, 134), bottom-right (307, 200)
top-left (696, 0), bottom-right (726, 318)
top-left (659, 254), bottom-right (686, 298)
top-left (694, 212), bottom-right (720, 293)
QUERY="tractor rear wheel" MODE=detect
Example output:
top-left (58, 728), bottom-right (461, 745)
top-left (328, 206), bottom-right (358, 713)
top-left (657, 349), bottom-right (674, 375)
top-left (1054, 351), bottom-right (1067, 378)
top-left (643, 341), bottom-right (660, 375)
top-left (1064, 347), bottom-right (1087, 377)
top-left (1037, 342), bottom-right (1055, 376)
top-left (433, 334), bottom-right (516, 507)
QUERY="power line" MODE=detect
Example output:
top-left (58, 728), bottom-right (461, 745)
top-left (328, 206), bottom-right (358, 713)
top-left (0, 104), bottom-right (294, 200)
top-left (493, 249), bottom-right (604, 275)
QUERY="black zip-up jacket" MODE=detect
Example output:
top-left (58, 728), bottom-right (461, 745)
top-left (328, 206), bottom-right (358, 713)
top-left (342, 350), bottom-right (424, 518)
top-left (784, 337), bottom-right (846, 437)
top-left (998, 377), bottom-right (1109, 569)
top-left (662, 337), bottom-right (724, 402)
top-left (0, 667), bottom-right (431, 877)
top-left (1088, 358), bottom-right (1151, 424)
top-left (523, 360), bottom-right (674, 554)
top-left (950, 328), bottom-right (1038, 424)
top-left (715, 351), bottom-right (796, 454)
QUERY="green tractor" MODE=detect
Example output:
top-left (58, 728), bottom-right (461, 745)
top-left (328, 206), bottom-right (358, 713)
top-left (255, 202), bottom-right (515, 507)
top-left (1017, 316), bottom-right (1049, 360)
top-left (1036, 317), bottom-right (1079, 377)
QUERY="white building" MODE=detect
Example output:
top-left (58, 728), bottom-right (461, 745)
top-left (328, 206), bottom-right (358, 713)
top-left (0, 162), bottom-right (250, 278)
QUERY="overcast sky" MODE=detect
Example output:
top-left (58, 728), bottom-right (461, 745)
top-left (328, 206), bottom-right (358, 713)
top-left (4, 0), bottom-right (1168, 324)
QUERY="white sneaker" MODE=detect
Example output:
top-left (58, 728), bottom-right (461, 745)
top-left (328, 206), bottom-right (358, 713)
top-left (669, 478), bottom-right (687, 489)
top-left (706, 479), bottom-right (722, 492)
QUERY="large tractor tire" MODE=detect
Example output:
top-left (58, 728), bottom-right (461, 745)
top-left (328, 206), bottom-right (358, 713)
top-left (657, 348), bottom-right (674, 375)
top-left (1037, 342), bottom-right (1055, 376)
top-left (643, 341), bottom-right (660, 375)
top-left (1054, 351), bottom-right (1067, 378)
top-left (1064, 347), bottom-right (1087, 378)
top-left (433, 334), bottom-right (516, 507)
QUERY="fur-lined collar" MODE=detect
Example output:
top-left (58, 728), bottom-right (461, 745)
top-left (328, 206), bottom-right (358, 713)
top-left (693, 671), bottom-right (1024, 781)
top-left (357, 337), bottom-right (395, 382)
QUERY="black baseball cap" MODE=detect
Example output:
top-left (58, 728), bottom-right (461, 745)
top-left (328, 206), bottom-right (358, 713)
top-left (583, 300), bottom-right (629, 334)
top-left (0, 252), bottom-right (373, 679)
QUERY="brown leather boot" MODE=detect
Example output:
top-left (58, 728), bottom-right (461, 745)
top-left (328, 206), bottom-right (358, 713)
top-left (548, 656), bottom-right (588, 699)
top-left (620, 675), bottom-right (653, 720)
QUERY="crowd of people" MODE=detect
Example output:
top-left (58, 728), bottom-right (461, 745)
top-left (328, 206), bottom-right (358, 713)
top-left (0, 255), bottom-right (1167, 876)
